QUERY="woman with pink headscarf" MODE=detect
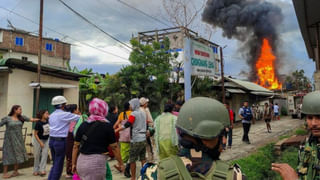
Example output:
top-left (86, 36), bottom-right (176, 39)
top-left (72, 98), bottom-right (124, 180)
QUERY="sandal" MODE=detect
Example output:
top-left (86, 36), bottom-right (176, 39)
top-left (11, 172), bottom-right (20, 177)
top-left (40, 171), bottom-right (46, 176)
top-left (114, 164), bottom-right (123, 173)
top-left (2, 174), bottom-right (11, 179)
top-left (65, 174), bottom-right (73, 179)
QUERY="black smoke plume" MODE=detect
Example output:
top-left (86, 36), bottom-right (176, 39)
top-left (202, 0), bottom-right (283, 82)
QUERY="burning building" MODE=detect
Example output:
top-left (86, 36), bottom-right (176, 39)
top-left (202, 0), bottom-right (283, 90)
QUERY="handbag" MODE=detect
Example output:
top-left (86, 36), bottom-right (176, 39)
top-left (119, 113), bottom-right (131, 142)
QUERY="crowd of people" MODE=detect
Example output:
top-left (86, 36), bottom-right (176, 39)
top-left (3, 91), bottom-right (315, 180)
top-left (0, 95), bottom-right (185, 180)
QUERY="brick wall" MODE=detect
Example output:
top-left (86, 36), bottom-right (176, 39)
top-left (0, 29), bottom-right (70, 60)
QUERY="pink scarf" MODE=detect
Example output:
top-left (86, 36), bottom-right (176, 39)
top-left (87, 98), bottom-right (109, 123)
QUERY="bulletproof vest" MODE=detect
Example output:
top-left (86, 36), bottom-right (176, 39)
top-left (158, 156), bottom-right (243, 180)
top-left (241, 107), bottom-right (252, 121)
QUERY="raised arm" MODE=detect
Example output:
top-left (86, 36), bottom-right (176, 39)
top-left (62, 112), bottom-right (80, 122)
top-left (22, 115), bottom-right (39, 122)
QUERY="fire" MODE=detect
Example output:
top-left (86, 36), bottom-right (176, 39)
top-left (255, 38), bottom-right (282, 90)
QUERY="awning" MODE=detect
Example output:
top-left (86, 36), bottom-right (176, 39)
top-left (250, 91), bottom-right (274, 96)
top-left (226, 88), bottom-right (246, 94)
top-left (29, 82), bottom-right (77, 89)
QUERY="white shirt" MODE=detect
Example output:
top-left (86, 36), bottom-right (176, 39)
top-left (49, 109), bottom-right (80, 137)
top-left (273, 105), bottom-right (279, 113)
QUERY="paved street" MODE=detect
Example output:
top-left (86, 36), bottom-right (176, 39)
top-left (220, 116), bottom-right (305, 161)
top-left (1, 116), bottom-right (304, 180)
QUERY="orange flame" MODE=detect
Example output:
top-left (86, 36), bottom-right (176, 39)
top-left (255, 38), bottom-right (282, 90)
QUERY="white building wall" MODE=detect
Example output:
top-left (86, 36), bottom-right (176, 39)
top-left (0, 68), bottom-right (79, 158)
top-left (2, 52), bottom-right (68, 69)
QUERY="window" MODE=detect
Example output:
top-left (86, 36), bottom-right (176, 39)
top-left (15, 37), bottom-right (24, 46)
top-left (45, 43), bottom-right (53, 51)
top-left (212, 46), bottom-right (218, 54)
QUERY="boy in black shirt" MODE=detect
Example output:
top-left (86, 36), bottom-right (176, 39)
top-left (33, 110), bottom-right (50, 176)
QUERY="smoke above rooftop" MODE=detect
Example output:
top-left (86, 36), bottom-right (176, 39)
top-left (202, 0), bottom-right (283, 82)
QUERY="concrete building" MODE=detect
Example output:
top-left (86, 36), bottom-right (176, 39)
top-left (0, 28), bottom-right (70, 69)
top-left (292, 0), bottom-right (320, 90)
top-left (137, 27), bottom-right (220, 72)
top-left (0, 28), bottom-right (86, 160)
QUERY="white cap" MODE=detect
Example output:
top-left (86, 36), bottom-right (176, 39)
top-left (139, 97), bottom-right (149, 106)
top-left (51, 96), bottom-right (67, 105)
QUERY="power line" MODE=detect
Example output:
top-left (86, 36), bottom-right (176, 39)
top-left (116, 0), bottom-right (172, 28)
top-left (58, 0), bottom-right (132, 52)
top-left (0, 6), bottom-right (130, 62)
top-left (0, 0), bottom-right (23, 22)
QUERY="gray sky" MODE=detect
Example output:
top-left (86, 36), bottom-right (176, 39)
top-left (0, 0), bottom-right (315, 80)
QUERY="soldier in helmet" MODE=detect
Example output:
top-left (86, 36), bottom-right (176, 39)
top-left (139, 97), bottom-right (244, 180)
top-left (272, 91), bottom-right (320, 180)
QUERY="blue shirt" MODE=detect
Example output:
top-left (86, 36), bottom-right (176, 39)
top-left (49, 109), bottom-right (80, 138)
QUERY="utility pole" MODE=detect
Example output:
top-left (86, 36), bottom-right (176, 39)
top-left (220, 46), bottom-right (225, 104)
top-left (35, 0), bottom-right (43, 114)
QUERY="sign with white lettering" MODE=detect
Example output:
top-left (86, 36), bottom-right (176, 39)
top-left (189, 40), bottom-right (218, 76)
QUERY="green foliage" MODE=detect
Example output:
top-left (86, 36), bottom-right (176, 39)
top-left (279, 147), bottom-right (299, 168)
top-left (281, 106), bottom-right (288, 116)
top-left (233, 144), bottom-right (299, 180)
top-left (274, 147), bottom-right (299, 180)
top-left (285, 69), bottom-right (312, 92)
top-left (279, 135), bottom-right (290, 140)
top-left (192, 76), bottom-right (216, 98)
top-left (233, 144), bottom-right (277, 180)
top-left (77, 38), bottom-right (183, 113)
top-left (295, 128), bottom-right (308, 135)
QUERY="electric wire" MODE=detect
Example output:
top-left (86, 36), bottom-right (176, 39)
top-left (0, 6), bottom-right (130, 62)
top-left (58, 0), bottom-right (132, 52)
top-left (117, 0), bottom-right (172, 28)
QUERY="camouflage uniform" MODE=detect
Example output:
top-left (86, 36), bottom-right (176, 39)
top-left (297, 91), bottom-right (320, 180)
top-left (297, 136), bottom-right (320, 180)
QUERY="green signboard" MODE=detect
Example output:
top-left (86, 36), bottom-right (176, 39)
top-left (190, 40), bottom-right (217, 76)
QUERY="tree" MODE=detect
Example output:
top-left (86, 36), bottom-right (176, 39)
top-left (285, 69), bottom-right (312, 92)
top-left (161, 0), bottom-right (215, 40)
top-left (191, 76), bottom-right (217, 98)
top-left (76, 37), bottom-right (183, 113)
top-left (113, 37), bottom-right (182, 111)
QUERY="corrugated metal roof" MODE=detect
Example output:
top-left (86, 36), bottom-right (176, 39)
top-left (226, 88), bottom-right (246, 94)
top-left (225, 77), bottom-right (272, 93)
top-left (250, 91), bottom-right (274, 96)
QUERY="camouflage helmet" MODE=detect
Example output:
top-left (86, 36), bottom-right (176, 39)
top-left (301, 91), bottom-right (320, 115)
top-left (176, 97), bottom-right (230, 139)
